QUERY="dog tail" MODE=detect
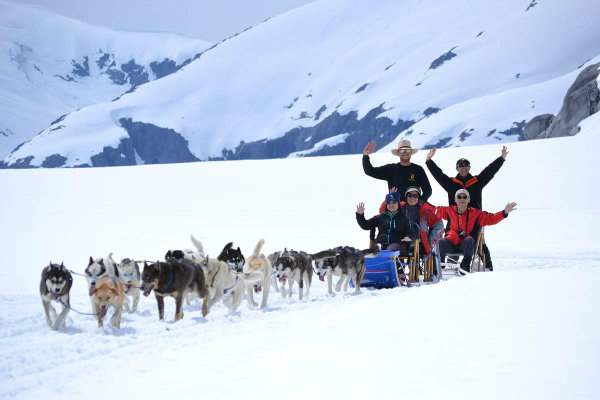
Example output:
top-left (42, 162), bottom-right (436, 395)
top-left (190, 235), bottom-right (205, 257)
top-left (252, 239), bottom-right (265, 258)
top-left (107, 252), bottom-right (119, 277)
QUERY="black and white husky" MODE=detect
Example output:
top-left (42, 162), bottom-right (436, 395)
top-left (116, 258), bottom-right (141, 313)
top-left (85, 253), bottom-right (119, 313)
top-left (272, 249), bottom-right (312, 300)
top-left (218, 242), bottom-right (245, 273)
top-left (40, 262), bottom-right (73, 330)
top-left (165, 235), bottom-right (206, 265)
top-left (311, 246), bottom-right (368, 295)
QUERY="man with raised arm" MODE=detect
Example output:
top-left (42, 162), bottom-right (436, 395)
top-left (363, 139), bottom-right (432, 249)
top-left (436, 189), bottom-right (517, 274)
top-left (425, 145), bottom-right (508, 270)
top-left (363, 139), bottom-right (432, 202)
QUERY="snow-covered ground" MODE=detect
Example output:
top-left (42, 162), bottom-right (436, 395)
top-left (0, 116), bottom-right (598, 398)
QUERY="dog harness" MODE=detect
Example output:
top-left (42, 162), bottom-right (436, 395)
top-left (223, 275), bottom-right (240, 295)
top-left (164, 270), bottom-right (175, 292)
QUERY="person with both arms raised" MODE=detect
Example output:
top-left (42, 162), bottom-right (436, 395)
top-left (362, 138), bottom-right (432, 249)
top-left (362, 139), bottom-right (432, 202)
top-left (425, 145), bottom-right (508, 270)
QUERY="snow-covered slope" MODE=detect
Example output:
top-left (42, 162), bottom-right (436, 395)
top-left (3, 0), bottom-right (600, 168)
top-left (0, 0), bottom-right (211, 159)
top-left (0, 113), bottom-right (598, 398)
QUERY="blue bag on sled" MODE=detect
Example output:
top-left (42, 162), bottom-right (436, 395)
top-left (360, 250), bottom-right (400, 289)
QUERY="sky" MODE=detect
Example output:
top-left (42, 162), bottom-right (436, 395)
top-left (14, 0), bottom-right (316, 42)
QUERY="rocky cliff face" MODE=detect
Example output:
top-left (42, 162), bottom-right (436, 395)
top-left (525, 63), bottom-right (600, 139)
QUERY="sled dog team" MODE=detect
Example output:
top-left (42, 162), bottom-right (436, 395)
top-left (41, 139), bottom-right (517, 331)
top-left (40, 237), bottom-right (369, 330)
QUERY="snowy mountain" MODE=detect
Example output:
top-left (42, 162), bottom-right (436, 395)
top-left (1, 112), bottom-right (598, 399)
top-left (3, 0), bottom-right (600, 168)
top-left (0, 0), bottom-right (211, 160)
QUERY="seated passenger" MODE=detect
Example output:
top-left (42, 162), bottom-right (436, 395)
top-left (382, 187), bottom-right (445, 256)
top-left (435, 189), bottom-right (516, 272)
top-left (356, 193), bottom-right (411, 252)
top-left (399, 186), bottom-right (444, 278)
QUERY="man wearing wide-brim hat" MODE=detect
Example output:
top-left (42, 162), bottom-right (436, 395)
top-left (362, 139), bottom-right (432, 202)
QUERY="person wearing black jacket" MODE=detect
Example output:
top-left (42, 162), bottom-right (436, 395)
top-left (425, 146), bottom-right (508, 209)
top-left (363, 139), bottom-right (432, 249)
top-left (362, 139), bottom-right (432, 202)
top-left (356, 193), bottom-right (412, 252)
top-left (425, 145), bottom-right (509, 270)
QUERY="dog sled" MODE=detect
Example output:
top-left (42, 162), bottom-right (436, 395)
top-left (440, 229), bottom-right (488, 276)
top-left (359, 239), bottom-right (440, 289)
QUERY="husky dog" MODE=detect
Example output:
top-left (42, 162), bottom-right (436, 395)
top-left (200, 254), bottom-right (246, 313)
top-left (141, 260), bottom-right (209, 321)
top-left (272, 249), bottom-right (313, 300)
top-left (116, 258), bottom-right (141, 313)
top-left (165, 235), bottom-right (206, 265)
top-left (85, 253), bottom-right (119, 313)
top-left (267, 251), bottom-right (281, 292)
top-left (40, 262), bottom-right (73, 330)
top-left (242, 239), bottom-right (272, 309)
top-left (312, 246), bottom-right (368, 295)
top-left (90, 276), bottom-right (125, 328)
top-left (218, 242), bottom-right (245, 273)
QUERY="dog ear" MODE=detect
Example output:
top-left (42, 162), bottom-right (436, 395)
top-left (165, 250), bottom-right (171, 259)
top-left (99, 259), bottom-right (104, 266)
top-left (89, 286), bottom-right (97, 296)
top-left (88, 256), bottom-right (94, 265)
top-left (60, 262), bottom-right (65, 270)
top-left (225, 242), bottom-right (233, 250)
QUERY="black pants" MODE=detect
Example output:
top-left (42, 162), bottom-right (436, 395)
top-left (439, 237), bottom-right (475, 272)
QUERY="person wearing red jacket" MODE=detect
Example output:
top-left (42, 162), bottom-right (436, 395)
top-left (380, 187), bottom-right (444, 258)
top-left (426, 146), bottom-right (508, 270)
top-left (436, 189), bottom-right (517, 273)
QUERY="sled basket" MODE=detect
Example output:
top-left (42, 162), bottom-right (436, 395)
top-left (360, 250), bottom-right (401, 289)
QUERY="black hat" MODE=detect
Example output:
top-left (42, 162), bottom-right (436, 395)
top-left (456, 158), bottom-right (470, 167)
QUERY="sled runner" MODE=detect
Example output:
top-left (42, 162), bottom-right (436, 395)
top-left (441, 229), bottom-right (487, 276)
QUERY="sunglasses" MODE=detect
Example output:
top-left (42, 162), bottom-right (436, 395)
top-left (398, 148), bottom-right (413, 153)
top-left (406, 193), bottom-right (419, 198)
top-left (456, 195), bottom-right (468, 200)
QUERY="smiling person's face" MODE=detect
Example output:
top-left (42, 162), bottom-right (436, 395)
top-left (456, 161), bottom-right (471, 177)
top-left (397, 148), bottom-right (413, 163)
top-left (386, 201), bottom-right (399, 212)
top-left (406, 192), bottom-right (419, 205)
top-left (455, 193), bottom-right (469, 207)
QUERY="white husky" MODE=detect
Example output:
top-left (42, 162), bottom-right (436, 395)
top-left (242, 239), bottom-right (272, 309)
top-left (116, 258), bottom-right (141, 313)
